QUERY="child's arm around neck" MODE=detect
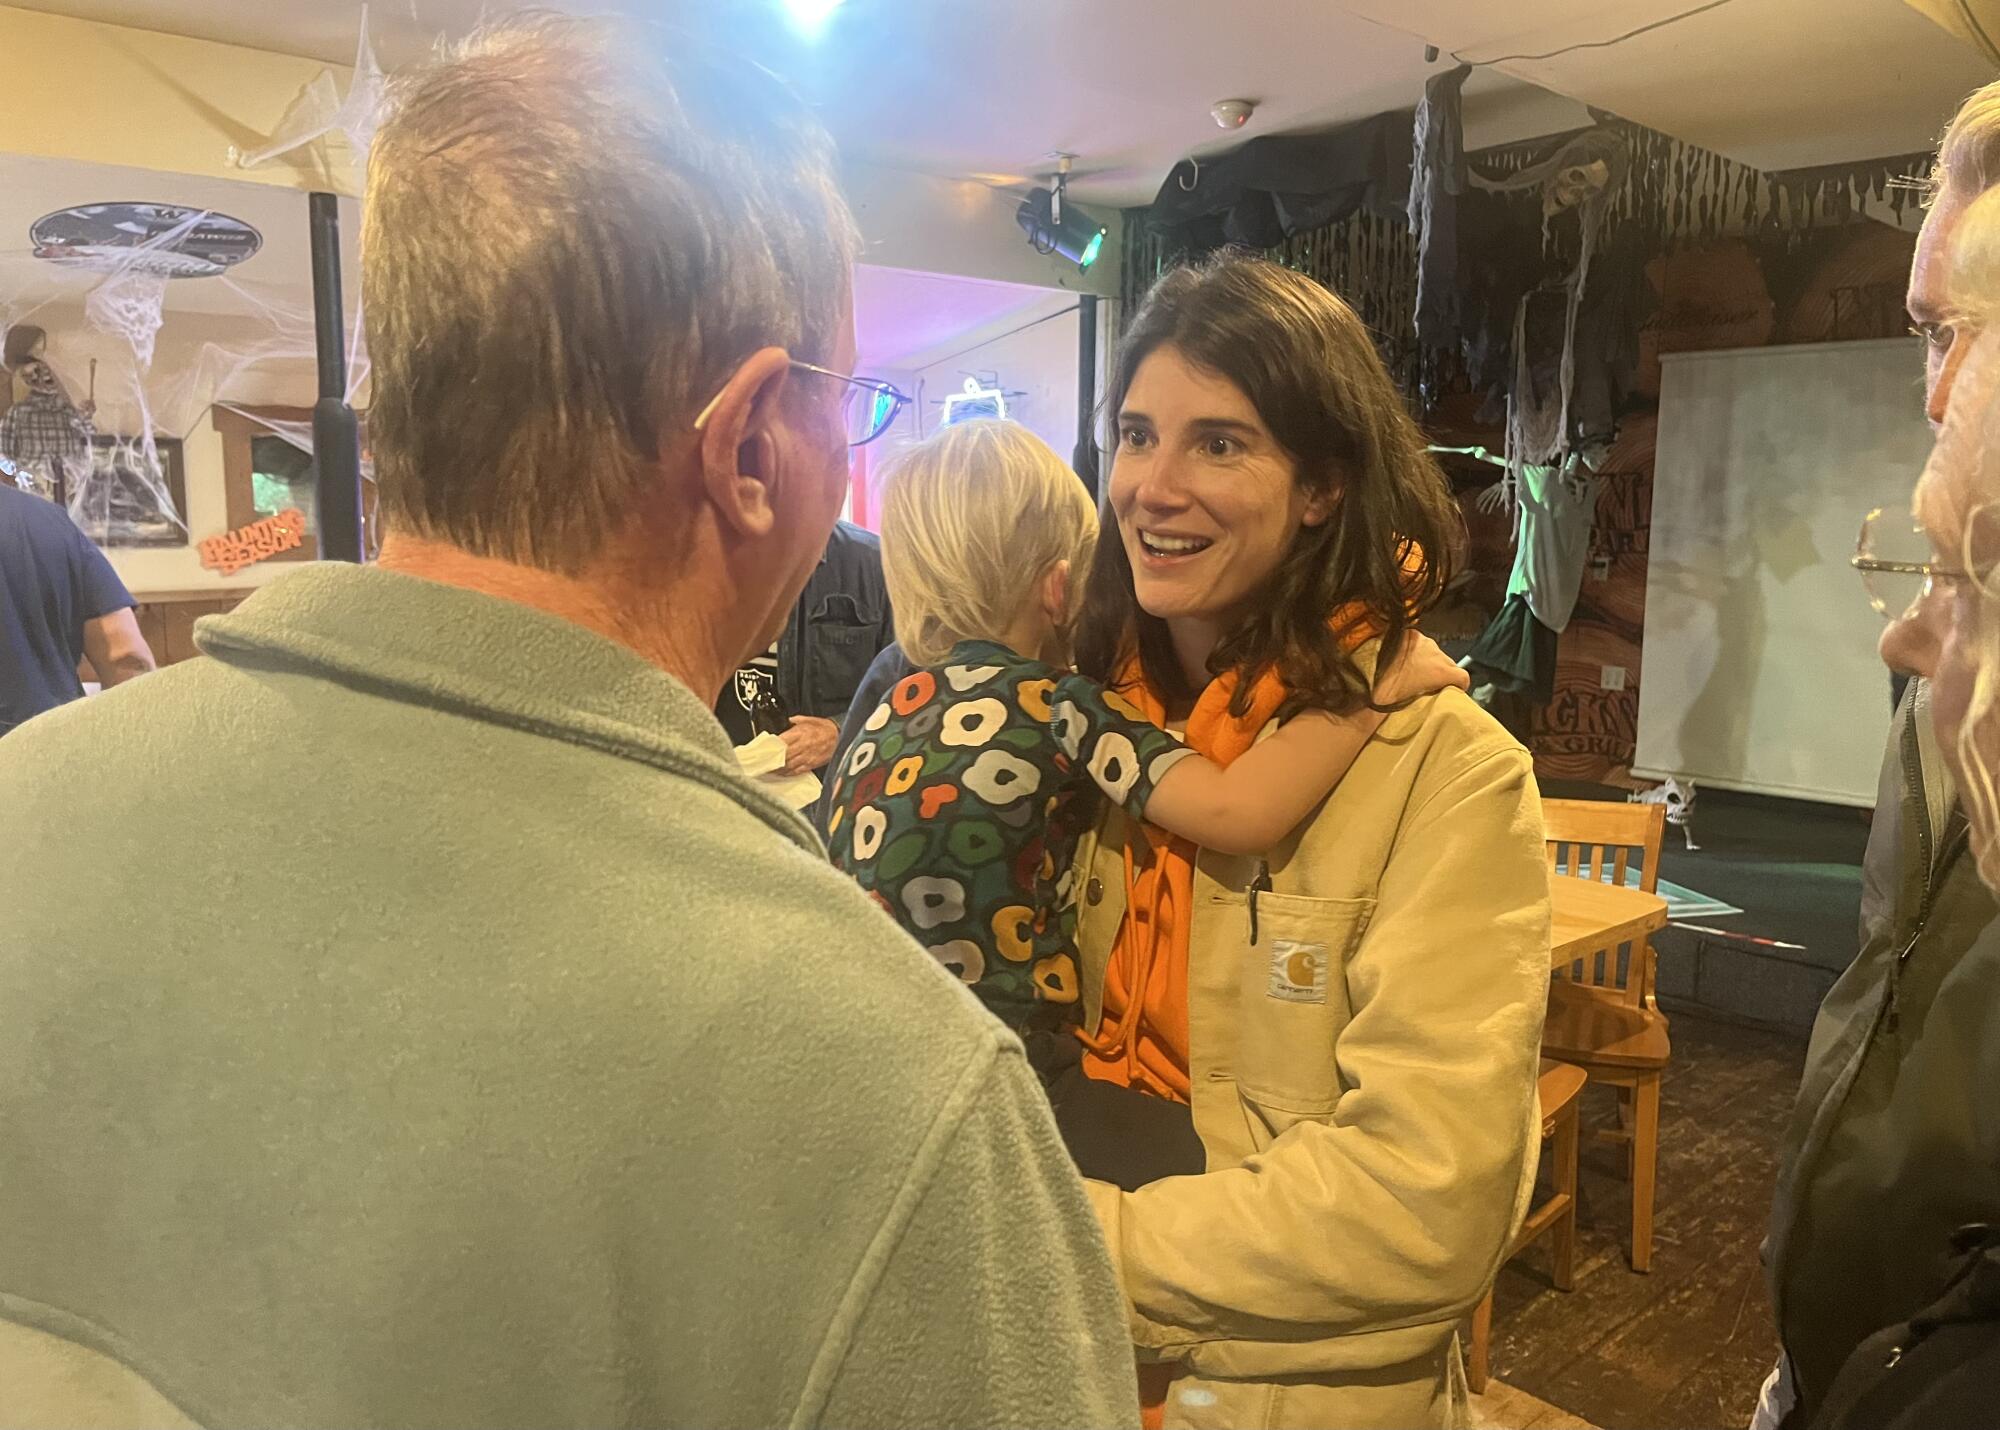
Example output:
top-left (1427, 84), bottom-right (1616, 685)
top-left (1138, 632), bottom-right (1468, 856)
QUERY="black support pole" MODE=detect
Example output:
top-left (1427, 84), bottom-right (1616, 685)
top-left (308, 191), bottom-right (365, 563)
top-left (1073, 293), bottom-right (1100, 497)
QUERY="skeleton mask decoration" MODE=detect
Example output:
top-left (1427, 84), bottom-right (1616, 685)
top-left (21, 358), bottom-right (59, 397)
top-left (1548, 158), bottom-right (1613, 216)
top-left (1474, 127), bottom-right (1629, 222)
top-left (1534, 130), bottom-right (1628, 219)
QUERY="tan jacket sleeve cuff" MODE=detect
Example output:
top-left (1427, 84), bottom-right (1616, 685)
top-left (1085, 1177), bottom-right (1187, 1359)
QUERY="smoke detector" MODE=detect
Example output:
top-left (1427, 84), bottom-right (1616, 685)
top-left (1210, 98), bottom-right (1256, 130)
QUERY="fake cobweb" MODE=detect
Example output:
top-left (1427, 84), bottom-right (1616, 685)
top-left (230, 9), bottom-right (385, 173)
top-left (0, 16), bottom-right (382, 553)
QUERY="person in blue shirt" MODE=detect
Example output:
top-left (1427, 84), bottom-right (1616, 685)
top-left (0, 466), bottom-right (155, 735)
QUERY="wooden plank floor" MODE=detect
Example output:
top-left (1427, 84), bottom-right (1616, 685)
top-left (1478, 1011), bottom-right (1806, 1429)
top-left (1471, 1378), bottom-right (1600, 1429)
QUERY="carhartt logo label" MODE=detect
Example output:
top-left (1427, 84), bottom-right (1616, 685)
top-left (1268, 940), bottom-right (1328, 1003)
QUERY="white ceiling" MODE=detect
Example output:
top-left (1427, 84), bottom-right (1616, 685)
top-left (5, 0), bottom-right (1993, 204)
top-left (21, 0), bottom-right (1990, 212)
top-left (8, 0), bottom-right (1985, 435)
top-left (10, 0), bottom-right (1558, 204)
top-left (1334, 0), bottom-right (2000, 173)
top-left (853, 264), bottom-right (1071, 371)
top-left (737, 2), bottom-right (1592, 204)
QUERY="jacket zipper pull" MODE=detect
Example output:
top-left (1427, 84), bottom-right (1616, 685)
top-left (1249, 861), bottom-right (1273, 946)
top-left (1886, 926), bottom-right (1923, 1034)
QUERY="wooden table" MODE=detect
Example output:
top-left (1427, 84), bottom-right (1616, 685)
top-left (1550, 873), bottom-right (1670, 966)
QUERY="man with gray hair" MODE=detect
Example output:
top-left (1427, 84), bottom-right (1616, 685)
top-left (1754, 77), bottom-right (2000, 1430)
top-left (0, 16), bottom-right (1137, 1429)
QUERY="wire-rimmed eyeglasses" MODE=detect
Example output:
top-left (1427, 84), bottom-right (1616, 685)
top-left (1852, 506), bottom-right (1969, 618)
top-left (693, 361), bottom-right (911, 448)
top-left (790, 361), bottom-right (911, 447)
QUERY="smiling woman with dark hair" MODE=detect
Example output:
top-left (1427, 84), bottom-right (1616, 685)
top-left (1077, 260), bottom-right (1462, 720)
top-left (1068, 253), bottom-right (1552, 1430)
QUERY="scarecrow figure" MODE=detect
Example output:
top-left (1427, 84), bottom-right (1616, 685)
top-left (0, 325), bottom-right (95, 504)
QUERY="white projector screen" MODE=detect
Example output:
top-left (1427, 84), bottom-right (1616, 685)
top-left (1634, 338), bottom-right (1934, 807)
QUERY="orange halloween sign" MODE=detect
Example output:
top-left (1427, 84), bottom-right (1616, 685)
top-left (200, 508), bottom-right (306, 575)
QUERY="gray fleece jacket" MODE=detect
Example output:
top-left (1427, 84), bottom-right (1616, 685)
top-left (0, 562), bottom-right (1138, 1430)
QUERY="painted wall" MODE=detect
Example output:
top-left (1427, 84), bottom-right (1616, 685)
top-left (0, 4), bottom-right (360, 195)
top-left (909, 307), bottom-right (1084, 468)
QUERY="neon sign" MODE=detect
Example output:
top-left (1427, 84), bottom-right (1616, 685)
top-left (941, 376), bottom-right (1007, 426)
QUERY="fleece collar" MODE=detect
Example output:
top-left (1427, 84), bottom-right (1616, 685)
top-left (196, 562), bottom-right (817, 852)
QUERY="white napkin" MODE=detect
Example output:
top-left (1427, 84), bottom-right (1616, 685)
top-left (734, 733), bottom-right (823, 811)
top-left (735, 732), bottom-right (787, 777)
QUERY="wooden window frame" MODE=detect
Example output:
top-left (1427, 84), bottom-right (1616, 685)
top-left (212, 404), bottom-right (375, 563)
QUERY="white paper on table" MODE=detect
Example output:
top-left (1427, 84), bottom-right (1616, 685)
top-left (734, 733), bottom-right (823, 811)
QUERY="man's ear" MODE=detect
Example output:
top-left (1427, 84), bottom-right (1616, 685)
top-left (695, 346), bottom-right (793, 538)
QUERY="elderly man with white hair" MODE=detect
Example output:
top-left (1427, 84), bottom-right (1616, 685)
top-left (0, 15), bottom-right (1137, 1428)
top-left (1755, 78), bottom-right (2000, 1430)
top-left (1789, 165), bottom-right (2000, 1430)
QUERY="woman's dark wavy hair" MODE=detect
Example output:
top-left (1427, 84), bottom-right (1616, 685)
top-left (1075, 252), bottom-right (1463, 720)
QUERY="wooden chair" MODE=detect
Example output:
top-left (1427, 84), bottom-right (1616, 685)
top-left (1541, 798), bottom-right (1672, 1273)
top-left (1468, 1059), bottom-right (1587, 1394)
top-left (1544, 798), bottom-right (1667, 1008)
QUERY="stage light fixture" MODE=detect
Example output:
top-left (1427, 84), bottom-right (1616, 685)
top-left (1016, 186), bottom-right (1106, 270)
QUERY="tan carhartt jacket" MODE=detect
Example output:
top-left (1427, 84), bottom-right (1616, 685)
top-left (1073, 678), bottom-right (1551, 1429)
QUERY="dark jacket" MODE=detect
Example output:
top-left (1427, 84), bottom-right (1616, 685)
top-left (0, 482), bottom-right (134, 735)
top-left (778, 521), bottom-right (895, 724)
top-left (1816, 1224), bottom-right (2000, 1430)
top-left (1766, 678), bottom-right (2000, 1424)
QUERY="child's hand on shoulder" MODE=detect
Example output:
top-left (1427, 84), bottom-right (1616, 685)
top-left (1373, 632), bottom-right (1470, 705)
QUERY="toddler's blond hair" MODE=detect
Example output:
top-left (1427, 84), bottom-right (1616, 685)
top-left (877, 419), bottom-right (1098, 665)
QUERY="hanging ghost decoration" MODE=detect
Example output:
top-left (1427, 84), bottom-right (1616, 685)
top-left (1470, 127), bottom-right (1631, 487)
top-left (1407, 63), bottom-right (1473, 351)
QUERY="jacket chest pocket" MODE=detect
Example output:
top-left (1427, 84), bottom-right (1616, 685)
top-left (1073, 828), bottom-right (1130, 1028)
top-left (804, 594), bottom-right (881, 715)
top-left (1224, 890), bottom-right (1373, 1117)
